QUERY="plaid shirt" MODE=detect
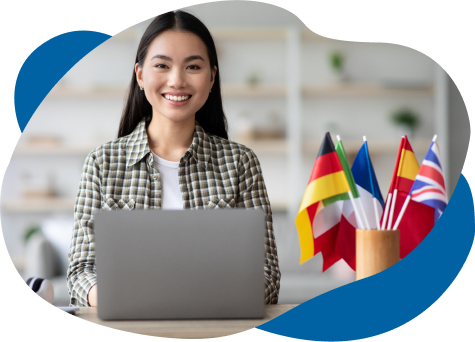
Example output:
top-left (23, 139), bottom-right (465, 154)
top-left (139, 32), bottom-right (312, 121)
top-left (67, 119), bottom-right (281, 306)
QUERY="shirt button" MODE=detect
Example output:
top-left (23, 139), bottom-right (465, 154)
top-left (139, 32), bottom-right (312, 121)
top-left (152, 175), bottom-right (159, 180)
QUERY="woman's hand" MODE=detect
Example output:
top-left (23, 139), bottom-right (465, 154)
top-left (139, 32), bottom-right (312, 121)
top-left (88, 284), bottom-right (98, 307)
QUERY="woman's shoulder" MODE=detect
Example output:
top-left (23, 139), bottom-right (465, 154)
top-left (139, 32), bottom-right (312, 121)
top-left (84, 135), bottom-right (129, 162)
top-left (205, 133), bottom-right (257, 159)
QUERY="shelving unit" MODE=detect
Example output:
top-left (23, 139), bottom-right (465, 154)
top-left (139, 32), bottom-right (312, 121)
top-left (14, 143), bottom-right (100, 156)
top-left (1, 197), bottom-right (75, 213)
top-left (7, 26), bottom-right (442, 214)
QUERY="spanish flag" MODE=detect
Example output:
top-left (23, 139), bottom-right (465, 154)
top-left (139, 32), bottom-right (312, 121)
top-left (382, 136), bottom-right (420, 231)
top-left (296, 133), bottom-right (350, 271)
top-left (381, 135), bottom-right (434, 258)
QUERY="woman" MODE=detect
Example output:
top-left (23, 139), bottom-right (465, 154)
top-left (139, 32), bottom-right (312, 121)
top-left (67, 10), bottom-right (281, 307)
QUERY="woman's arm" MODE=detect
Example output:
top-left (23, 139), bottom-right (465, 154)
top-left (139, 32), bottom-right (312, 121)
top-left (66, 151), bottom-right (102, 307)
top-left (237, 150), bottom-right (281, 304)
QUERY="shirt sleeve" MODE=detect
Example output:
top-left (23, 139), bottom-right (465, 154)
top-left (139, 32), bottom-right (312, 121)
top-left (66, 150), bottom-right (102, 306)
top-left (236, 149), bottom-right (281, 304)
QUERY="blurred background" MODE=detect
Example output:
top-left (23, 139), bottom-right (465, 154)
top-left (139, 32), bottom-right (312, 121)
top-left (0, 1), bottom-right (469, 306)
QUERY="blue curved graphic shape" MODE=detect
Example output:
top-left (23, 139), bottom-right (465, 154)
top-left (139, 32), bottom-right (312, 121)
top-left (14, 31), bottom-right (111, 132)
top-left (11, 26), bottom-right (473, 341)
top-left (258, 174), bottom-right (474, 341)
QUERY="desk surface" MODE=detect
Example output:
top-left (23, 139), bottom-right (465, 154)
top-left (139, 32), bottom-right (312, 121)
top-left (75, 304), bottom-right (297, 338)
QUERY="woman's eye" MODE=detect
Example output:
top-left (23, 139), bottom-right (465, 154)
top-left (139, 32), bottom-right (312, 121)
top-left (187, 65), bottom-right (201, 70)
top-left (155, 64), bottom-right (167, 69)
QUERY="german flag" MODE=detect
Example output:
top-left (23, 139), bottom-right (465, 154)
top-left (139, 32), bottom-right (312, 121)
top-left (295, 133), bottom-right (350, 270)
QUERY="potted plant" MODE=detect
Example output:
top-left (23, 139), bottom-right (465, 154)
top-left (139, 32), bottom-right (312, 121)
top-left (391, 108), bottom-right (420, 139)
top-left (329, 51), bottom-right (346, 83)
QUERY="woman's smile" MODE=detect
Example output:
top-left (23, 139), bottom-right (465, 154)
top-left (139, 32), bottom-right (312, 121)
top-left (162, 92), bottom-right (192, 106)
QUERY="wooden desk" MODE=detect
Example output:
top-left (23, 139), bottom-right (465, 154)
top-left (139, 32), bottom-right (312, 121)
top-left (74, 305), bottom-right (297, 338)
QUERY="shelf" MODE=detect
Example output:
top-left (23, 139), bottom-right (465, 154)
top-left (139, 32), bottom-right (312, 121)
top-left (14, 143), bottom-right (100, 156)
top-left (45, 83), bottom-right (433, 99)
top-left (1, 197), bottom-right (76, 213)
top-left (222, 84), bottom-right (286, 97)
top-left (302, 83), bottom-right (434, 97)
top-left (237, 138), bottom-right (287, 154)
top-left (12, 138), bottom-right (432, 158)
top-left (47, 86), bottom-right (128, 98)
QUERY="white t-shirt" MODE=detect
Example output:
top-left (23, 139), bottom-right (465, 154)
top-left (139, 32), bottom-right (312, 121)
top-left (151, 152), bottom-right (183, 209)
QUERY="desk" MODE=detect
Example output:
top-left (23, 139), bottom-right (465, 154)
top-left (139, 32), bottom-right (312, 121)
top-left (74, 304), bottom-right (297, 338)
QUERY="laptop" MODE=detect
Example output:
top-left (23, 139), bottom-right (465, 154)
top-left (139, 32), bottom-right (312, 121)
top-left (94, 209), bottom-right (266, 320)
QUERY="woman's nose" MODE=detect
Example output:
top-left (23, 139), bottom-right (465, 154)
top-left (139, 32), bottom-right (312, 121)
top-left (167, 68), bottom-right (187, 89)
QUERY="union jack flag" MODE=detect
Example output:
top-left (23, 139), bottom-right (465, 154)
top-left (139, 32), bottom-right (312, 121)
top-left (409, 141), bottom-right (448, 222)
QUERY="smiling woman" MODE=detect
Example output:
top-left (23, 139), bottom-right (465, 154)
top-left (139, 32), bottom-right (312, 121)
top-left (66, 10), bottom-right (281, 308)
top-left (136, 30), bottom-right (218, 162)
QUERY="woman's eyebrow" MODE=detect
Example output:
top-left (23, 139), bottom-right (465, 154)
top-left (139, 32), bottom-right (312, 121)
top-left (151, 54), bottom-right (205, 62)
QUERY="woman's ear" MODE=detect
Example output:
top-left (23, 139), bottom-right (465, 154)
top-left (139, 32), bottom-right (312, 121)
top-left (210, 65), bottom-right (217, 90)
top-left (135, 63), bottom-right (143, 89)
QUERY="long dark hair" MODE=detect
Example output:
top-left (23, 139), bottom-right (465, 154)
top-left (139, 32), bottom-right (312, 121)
top-left (117, 11), bottom-right (228, 139)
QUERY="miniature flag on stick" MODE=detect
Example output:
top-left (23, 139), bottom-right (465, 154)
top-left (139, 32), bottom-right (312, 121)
top-left (295, 133), bottom-right (351, 271)
top-left (382, 135), bottom-right (434, 258)
top-left (334, 136), bottom-right (369, 271)
top-left (381, 136), bottom-right (419, 231)
top-left (352, 137), bottom-right (385, 230)
top-left (393, 135), bottom-right (447, 230)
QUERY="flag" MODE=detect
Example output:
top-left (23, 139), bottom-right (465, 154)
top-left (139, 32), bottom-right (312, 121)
top-left (295, 133), bottom-right (350, 271)
top-left (383, 136), bottom-right (434, 258)
top-left (382, 136), bottom-right (420, 230)
top-left (352, 140), bottom-right (385, 229)
top-left (334, 139), bottom-right (360, 271)
top-left (409, 141), bottom-right (447, 222)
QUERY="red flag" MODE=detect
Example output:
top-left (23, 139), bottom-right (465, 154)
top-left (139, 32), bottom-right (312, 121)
top-left (382, 136), bottom-right (434, 258)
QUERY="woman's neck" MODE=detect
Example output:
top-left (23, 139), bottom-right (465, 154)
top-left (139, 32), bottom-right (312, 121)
top-left (146, 114), bottom-right (195, 162)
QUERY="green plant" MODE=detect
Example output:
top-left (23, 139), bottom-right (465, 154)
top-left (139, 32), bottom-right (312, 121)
top-left (23, 225), bottom-right (41, 244)
top-left (391, 108), bottom-right (420, 129)
top-left (330, 51), bottom-right (344, 72)
top-left (246, 72), bottom-right (260, 87)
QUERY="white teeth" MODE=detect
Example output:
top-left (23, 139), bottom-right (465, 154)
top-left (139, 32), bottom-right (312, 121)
top-left (164, 94), bottom-right (190, 102)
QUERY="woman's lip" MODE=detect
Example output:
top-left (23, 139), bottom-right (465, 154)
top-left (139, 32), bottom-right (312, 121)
top-left (162, 95), bottom-right (191, 106)
top-left (162, 92), bottom-right (192, 96)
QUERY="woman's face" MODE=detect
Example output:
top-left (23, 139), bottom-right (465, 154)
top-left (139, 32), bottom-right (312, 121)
top-left (135, 30), bottom-right (217, 125)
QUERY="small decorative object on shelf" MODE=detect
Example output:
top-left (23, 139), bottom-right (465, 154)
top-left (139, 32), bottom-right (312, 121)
top-left (234, 111), bottom-right (254, 141)
top-left (245, 71), bottom-right (260, 87)
top-left (20, 171), bottom-right (57, 198)
top-left (391, 108), bottom-right (420, 139)
top-left (252, 111), bottom-right (285, 140)
top-left (329, 51), bottom-right (346, 83)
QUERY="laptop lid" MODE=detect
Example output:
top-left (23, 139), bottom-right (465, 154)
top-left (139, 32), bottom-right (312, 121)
top-left (94, 209), bottom-right (266, 320)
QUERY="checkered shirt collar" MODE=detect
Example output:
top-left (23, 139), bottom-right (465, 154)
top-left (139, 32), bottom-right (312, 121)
top-left (125, 118), bottom-right (211, 169)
